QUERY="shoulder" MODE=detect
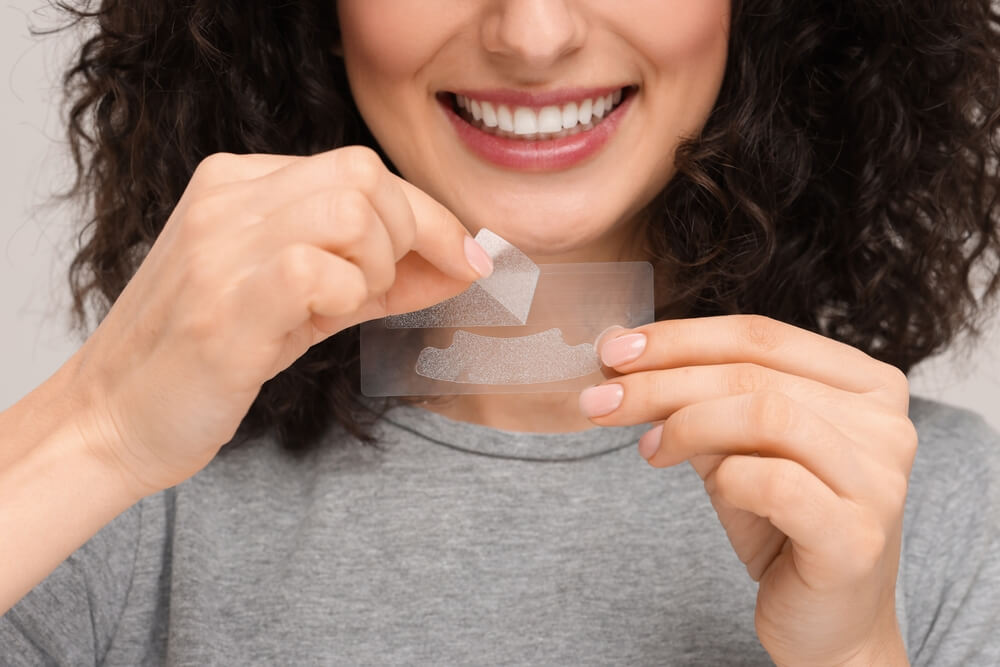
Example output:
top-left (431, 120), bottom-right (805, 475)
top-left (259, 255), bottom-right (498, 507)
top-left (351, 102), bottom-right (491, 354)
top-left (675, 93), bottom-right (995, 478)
top-left (900, 399), bottom-right (1000, 664)
top-left (907, 396), bottom-right (1000, 489)
top-left (902, 395), bottom-right (999, 565)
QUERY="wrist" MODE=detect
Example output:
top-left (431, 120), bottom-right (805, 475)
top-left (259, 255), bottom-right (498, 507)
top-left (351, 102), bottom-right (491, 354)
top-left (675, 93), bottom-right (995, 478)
top-left (3, 353), bottom-right (153, 504)
top-left (836, 615), bottom-right (909, 667)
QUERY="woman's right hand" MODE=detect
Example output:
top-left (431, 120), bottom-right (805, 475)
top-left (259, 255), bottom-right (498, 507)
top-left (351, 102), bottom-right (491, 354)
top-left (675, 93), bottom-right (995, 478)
top-left (67, 146), bottom-right (492, 497)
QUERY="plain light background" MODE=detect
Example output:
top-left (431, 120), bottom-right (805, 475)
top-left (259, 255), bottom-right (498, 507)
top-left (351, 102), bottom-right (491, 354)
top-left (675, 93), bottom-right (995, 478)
top-left (2, 3), bottom-right (998, 430)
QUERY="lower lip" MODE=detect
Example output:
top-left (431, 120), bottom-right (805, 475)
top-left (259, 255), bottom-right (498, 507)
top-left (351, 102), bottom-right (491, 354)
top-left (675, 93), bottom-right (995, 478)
top-left (440, 92), bottom-right (634, 172)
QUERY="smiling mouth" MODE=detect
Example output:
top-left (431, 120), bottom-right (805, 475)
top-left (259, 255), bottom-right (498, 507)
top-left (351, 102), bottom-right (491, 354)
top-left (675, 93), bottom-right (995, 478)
top-left (442, 86), bottom-right (637, 141)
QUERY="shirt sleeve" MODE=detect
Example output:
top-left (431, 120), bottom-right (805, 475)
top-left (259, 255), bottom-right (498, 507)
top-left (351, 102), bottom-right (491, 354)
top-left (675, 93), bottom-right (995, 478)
top-left (904, 402), bottom-right (1000, 667)
top-left (0, 499), bottom-right (143, 666)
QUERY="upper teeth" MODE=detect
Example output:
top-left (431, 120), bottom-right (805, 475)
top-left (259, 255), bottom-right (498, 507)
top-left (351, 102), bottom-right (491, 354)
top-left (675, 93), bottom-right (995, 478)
top-left (456, 89), bottom-right (624, 135)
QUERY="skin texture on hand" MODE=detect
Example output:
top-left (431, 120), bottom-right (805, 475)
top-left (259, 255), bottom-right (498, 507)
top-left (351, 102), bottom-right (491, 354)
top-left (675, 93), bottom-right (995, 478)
top-left (70, 147), bottom-right (489, 499)
top-left (583, 315), bottom-right (916, 667)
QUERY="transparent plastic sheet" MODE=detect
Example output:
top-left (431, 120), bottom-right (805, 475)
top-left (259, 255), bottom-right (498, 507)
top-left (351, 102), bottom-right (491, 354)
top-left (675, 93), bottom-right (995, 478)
top-left (360, 231), bottom-right (654, 396)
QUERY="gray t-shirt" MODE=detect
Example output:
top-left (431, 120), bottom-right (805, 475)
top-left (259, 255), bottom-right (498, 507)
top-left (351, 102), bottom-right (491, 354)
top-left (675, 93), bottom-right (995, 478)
top-left (2, 396), bottom-right (998, 666)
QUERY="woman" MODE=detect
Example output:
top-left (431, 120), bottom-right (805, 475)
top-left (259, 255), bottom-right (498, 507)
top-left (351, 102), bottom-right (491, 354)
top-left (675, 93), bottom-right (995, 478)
top-left (2, 1), bottom-right (998, 664)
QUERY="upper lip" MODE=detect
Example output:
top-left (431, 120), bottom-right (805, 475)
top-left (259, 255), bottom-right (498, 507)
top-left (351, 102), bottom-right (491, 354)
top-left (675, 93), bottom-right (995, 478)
top-left (447, 85), bottom-right (632, 107)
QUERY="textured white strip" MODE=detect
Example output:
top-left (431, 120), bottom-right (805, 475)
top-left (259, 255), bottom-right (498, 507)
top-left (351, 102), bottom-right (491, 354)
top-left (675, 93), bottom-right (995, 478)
top-left (415, 328), bottom-right (599, 384)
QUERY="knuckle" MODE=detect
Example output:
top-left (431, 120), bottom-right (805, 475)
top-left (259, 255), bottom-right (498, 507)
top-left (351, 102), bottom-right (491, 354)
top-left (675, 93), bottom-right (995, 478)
top-left (332, 190), bottom-right (373, 235)
top-left (881, 362), bottom-right (910, 393)
top-left (179, 305), bottom-right (218, 342)
top-left (368, 260), bottom-right (396, 295)
top-left (180, 192), bottom-right (232, 239)
top-left (340, 145), bottom-right (384, 191)
top-left (739, 315), bottom-right (783, 354)
top-left (848, 521), bottom-right (887, 575)
top-left (882, 469), bottom-right (910, 506)
top-left (193, 152), bottom-right (238, 182)
top-left (276, 245), bottom-right (317, 294)
top-left (728, 363), bottom-right (767, 395)
top-left (745, 390), bottom-right (794, 435)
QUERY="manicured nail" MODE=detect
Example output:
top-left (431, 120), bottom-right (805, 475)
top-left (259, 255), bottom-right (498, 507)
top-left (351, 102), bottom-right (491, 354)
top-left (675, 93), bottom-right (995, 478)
top-left (638, 424), bottom-right (664, 460)
top-left (600, 333), bottom-right (647, 367)
top-left (464, 236), bottom-right (494, 278)
top-left (578, 384), bottom-right (624, 418)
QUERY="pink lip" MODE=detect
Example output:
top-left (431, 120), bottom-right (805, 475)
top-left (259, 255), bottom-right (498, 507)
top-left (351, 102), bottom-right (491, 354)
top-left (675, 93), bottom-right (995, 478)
top-left (451, 86), bottom-right (626, 108)
top-left (440, 89), bottom-right (635, 172)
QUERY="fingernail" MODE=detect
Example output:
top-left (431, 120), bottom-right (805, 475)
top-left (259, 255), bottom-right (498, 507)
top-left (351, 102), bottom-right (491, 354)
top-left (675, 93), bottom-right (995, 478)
top-left (464, 236), bottom-right (494, 278)
top-left (578, 384), bottom-right (624, 418)
top-left (600, 333), bottom-right (647, 367)
top-left (638, 424), bottom-right (664, 460)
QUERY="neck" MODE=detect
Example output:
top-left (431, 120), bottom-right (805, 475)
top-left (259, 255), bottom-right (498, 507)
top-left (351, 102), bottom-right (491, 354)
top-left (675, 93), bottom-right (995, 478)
top-left (419, 392), bottom-right (595, 432)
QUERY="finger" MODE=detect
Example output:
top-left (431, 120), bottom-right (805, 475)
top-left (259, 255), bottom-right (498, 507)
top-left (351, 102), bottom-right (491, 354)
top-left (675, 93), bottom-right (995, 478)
top-left (597, 315), bottom-right (908, 406)
top-left (583, 362), bottom-right (863, 428)
top-left (243, 149), bottom-right (418, 259)
top-left (706, 455), bottom-right (850, 563)
top-left (380, 251), bottom-right (477, 317)
top-left (188, 152), bottom-right (299, 189)
top-left (638, 391), bottom-right (871, 498)
top-left (706, 455), bottom-right (890, 586)
top-left (235, 243), bottom-right (371, 341)
top-left (394, 177), bottom-right (492, 282)
top-left (248, 148), bottom-right (488, 282)
top-left (248, 188), bottom-right (398, 297)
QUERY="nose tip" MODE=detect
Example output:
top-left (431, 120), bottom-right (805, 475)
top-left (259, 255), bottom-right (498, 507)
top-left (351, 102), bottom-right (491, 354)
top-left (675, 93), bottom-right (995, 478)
top-left (483, 0), bottom-right (585, 68)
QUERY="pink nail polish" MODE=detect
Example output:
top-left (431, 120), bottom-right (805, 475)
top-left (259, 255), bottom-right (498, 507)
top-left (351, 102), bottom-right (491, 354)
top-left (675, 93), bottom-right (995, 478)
top-left (638, 424), bottom-right (664, 460)
top-left (464, 236), bottom-right (494, 278)
top-left (600, 333), bottom-right (647, 367)
top-left (578, 384), bottom-right (624, 418)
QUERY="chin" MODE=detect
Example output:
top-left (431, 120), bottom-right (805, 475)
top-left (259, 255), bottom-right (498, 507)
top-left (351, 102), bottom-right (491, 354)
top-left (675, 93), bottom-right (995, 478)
top-left (474, 220), bottom-right (616, 259)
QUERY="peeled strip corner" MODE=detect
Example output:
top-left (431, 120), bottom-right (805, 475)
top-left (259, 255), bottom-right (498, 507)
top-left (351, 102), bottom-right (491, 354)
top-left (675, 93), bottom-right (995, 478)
top-left (386, 228), bottom-right (540, 328)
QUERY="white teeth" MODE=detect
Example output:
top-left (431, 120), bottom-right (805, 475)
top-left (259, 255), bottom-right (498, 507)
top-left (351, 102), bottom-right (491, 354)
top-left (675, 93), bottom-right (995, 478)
top-left (455, 88), bottom-right (628, 137)
top-left (593, 95), bottom-right (606, 119)
top-left (538, 106), bottom-right (563, 133)
top-left (513, 107), bottom-right (538, 135)
top-left (561, 102), bottom-right (578, 130)
top-left (481, 101), bottom-right (498, 127)
top-left (497, 105), bottom-right (514, 132)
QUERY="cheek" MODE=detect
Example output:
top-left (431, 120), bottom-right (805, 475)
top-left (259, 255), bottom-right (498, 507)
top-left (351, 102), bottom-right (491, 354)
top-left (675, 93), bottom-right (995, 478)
top-left (605, 0), bottom-right (730, 68)
top-left (337, 2), bottom-right (466, 79)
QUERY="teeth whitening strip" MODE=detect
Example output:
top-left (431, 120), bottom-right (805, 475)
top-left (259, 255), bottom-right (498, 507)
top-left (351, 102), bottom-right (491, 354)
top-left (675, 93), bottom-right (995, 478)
top-left (386, 229), bottom-right (540, 328)
top-left (360, 229), bottom-right (654, 396)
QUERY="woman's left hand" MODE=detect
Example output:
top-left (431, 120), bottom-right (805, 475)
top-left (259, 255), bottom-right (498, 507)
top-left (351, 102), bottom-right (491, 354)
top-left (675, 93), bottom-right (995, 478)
top-left (581, 315), bottom-right (916, 667)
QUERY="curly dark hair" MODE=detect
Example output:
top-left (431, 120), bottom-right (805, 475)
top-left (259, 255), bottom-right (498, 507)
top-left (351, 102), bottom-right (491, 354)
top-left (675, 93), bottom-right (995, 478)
top-left (52, 0), bottom-right (1000, 453)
